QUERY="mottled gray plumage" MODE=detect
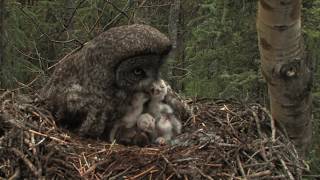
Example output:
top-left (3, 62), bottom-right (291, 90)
top-left (109, 92), bottom-right (149, 142)
top-left (41, 24), bottom-right (171, 138)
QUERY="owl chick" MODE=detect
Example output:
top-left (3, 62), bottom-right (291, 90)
top-left (137, 105), bottom-right (182, 145)
top-left (41, 24), bottom-right (172, 138)
top-left (109, 92), bottom-right (149, 142)
top-left (136, 113), bottom-right (156, 134)
top-left (144, 79), bottom-right (182, 144)
top-left (154, 104), bottom-right (182, 145)
top-left (147, 79), bottom-right (168, 119)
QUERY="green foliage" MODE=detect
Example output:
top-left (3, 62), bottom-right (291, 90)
top-left (183, 0), bottom-right (266, 102)
top-left (303, 0), bottom-right (320, 175)
top-left (0, 0), bottom-right (135, 89)
top-left (2, 2), bottom-right (44, 87)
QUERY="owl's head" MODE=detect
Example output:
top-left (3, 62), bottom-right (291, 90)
top-left (115, 54), bottom-right (164, 92)
top-left (149, 79), bottom-right (168, 101)
top-left (137, 113), bottom-right (156, 133)
top-left (83, 24), bottom-right (171, 93)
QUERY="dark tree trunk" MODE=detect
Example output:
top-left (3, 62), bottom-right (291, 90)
top-left (64, 0), bottom-right (75, 34)
top-left (169, 0), bottom-right (185, 92)
top-left (257, 0), bottom-right (313, 157)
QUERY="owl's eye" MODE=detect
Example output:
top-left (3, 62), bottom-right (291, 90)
top-left (133, 68), bottom-right (145, 76)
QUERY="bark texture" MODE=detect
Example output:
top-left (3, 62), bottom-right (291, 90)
top-left (257, 0), bottom-right (313, 157)
top-left (0, 0), bottom-right (4, 88)
top-left (63, 0), bottom-right (75, 32)
top-left (169, 0), bottom-right (185, 92)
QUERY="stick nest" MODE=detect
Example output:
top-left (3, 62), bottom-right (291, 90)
top-left (0, 91), bottom-right (308, 179)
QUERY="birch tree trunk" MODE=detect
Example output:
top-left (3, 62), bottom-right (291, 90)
top-left (257, 0), bottom-right (313, 157)
top-left (169, 0), bottom-right (185, 92)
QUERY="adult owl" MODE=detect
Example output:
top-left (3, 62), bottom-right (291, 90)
top-left (41, 24), bottom-right (172, 139)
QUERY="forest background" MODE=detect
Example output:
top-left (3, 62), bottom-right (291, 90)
top-left (0, 0), bottom-right (319, 175)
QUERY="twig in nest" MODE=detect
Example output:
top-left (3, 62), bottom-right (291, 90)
top-left (173, 157), bottom-right (200, 163)
top-left (165, 173), bottom-right (175, 180)
top-left (82, 152), bottom-right (90, 169)
top-left (236, 155), bottom-right (247, 180)
top-left (11, 148), bottom-right (40, 178)
top-left (0, 90), bottom-right (12, 101)
top-left (247, 170), bottom-right (271, 178)
top-left (161, 154), bottom-right (181, 178)
top-left (1, 99), bottom-right (12, 112)
top-left (226, 113), bottom-right (236, 134)
top-left (193, 166), bottom-right (214, 180)
top-left (260, 107), bottom-right (276, 142)
top-left (268, 175), bottom-right (287, 179)
top-left (259, 141), bottom-right (268, 162)
top-left (127, 166), bottom-right (157, 179)
top-left (220, 104), bottom-right (243, 118)
top-left (82, 159), bottom-right (110, 177)
top-left (8, 167), bottom-right (20, 180)
top-left (4, 114), bottom-right (33, 130)
top-left (217, 143), bottom-right (238, 148)
top-left (249, 109), bottom-right (263, 139)
top-left (108, 166), bottom-right (132, 180)
top-left (270, 115), bottom-right (276, 143)
top-left (278, 155), bottom-right (294, 180)
top-left (28, 129), bottom-right (67, 144)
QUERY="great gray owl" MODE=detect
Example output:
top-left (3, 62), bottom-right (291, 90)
top-left (41, 24), bottom-right (172, 139)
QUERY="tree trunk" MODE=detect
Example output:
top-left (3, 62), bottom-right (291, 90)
top-left (60, 0), bottom-right (75, 56)
top-left (0, 0), bottom-right (5, 88)
top-left (257, 0), bottom-right (313, 157)
top-left (64, 0), bottom-right (75, 34)
top-left (169, 0), bottom-right (185, 92)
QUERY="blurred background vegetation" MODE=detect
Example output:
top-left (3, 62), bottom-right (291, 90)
top-left (0, 0), bottom-right (319, 176)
